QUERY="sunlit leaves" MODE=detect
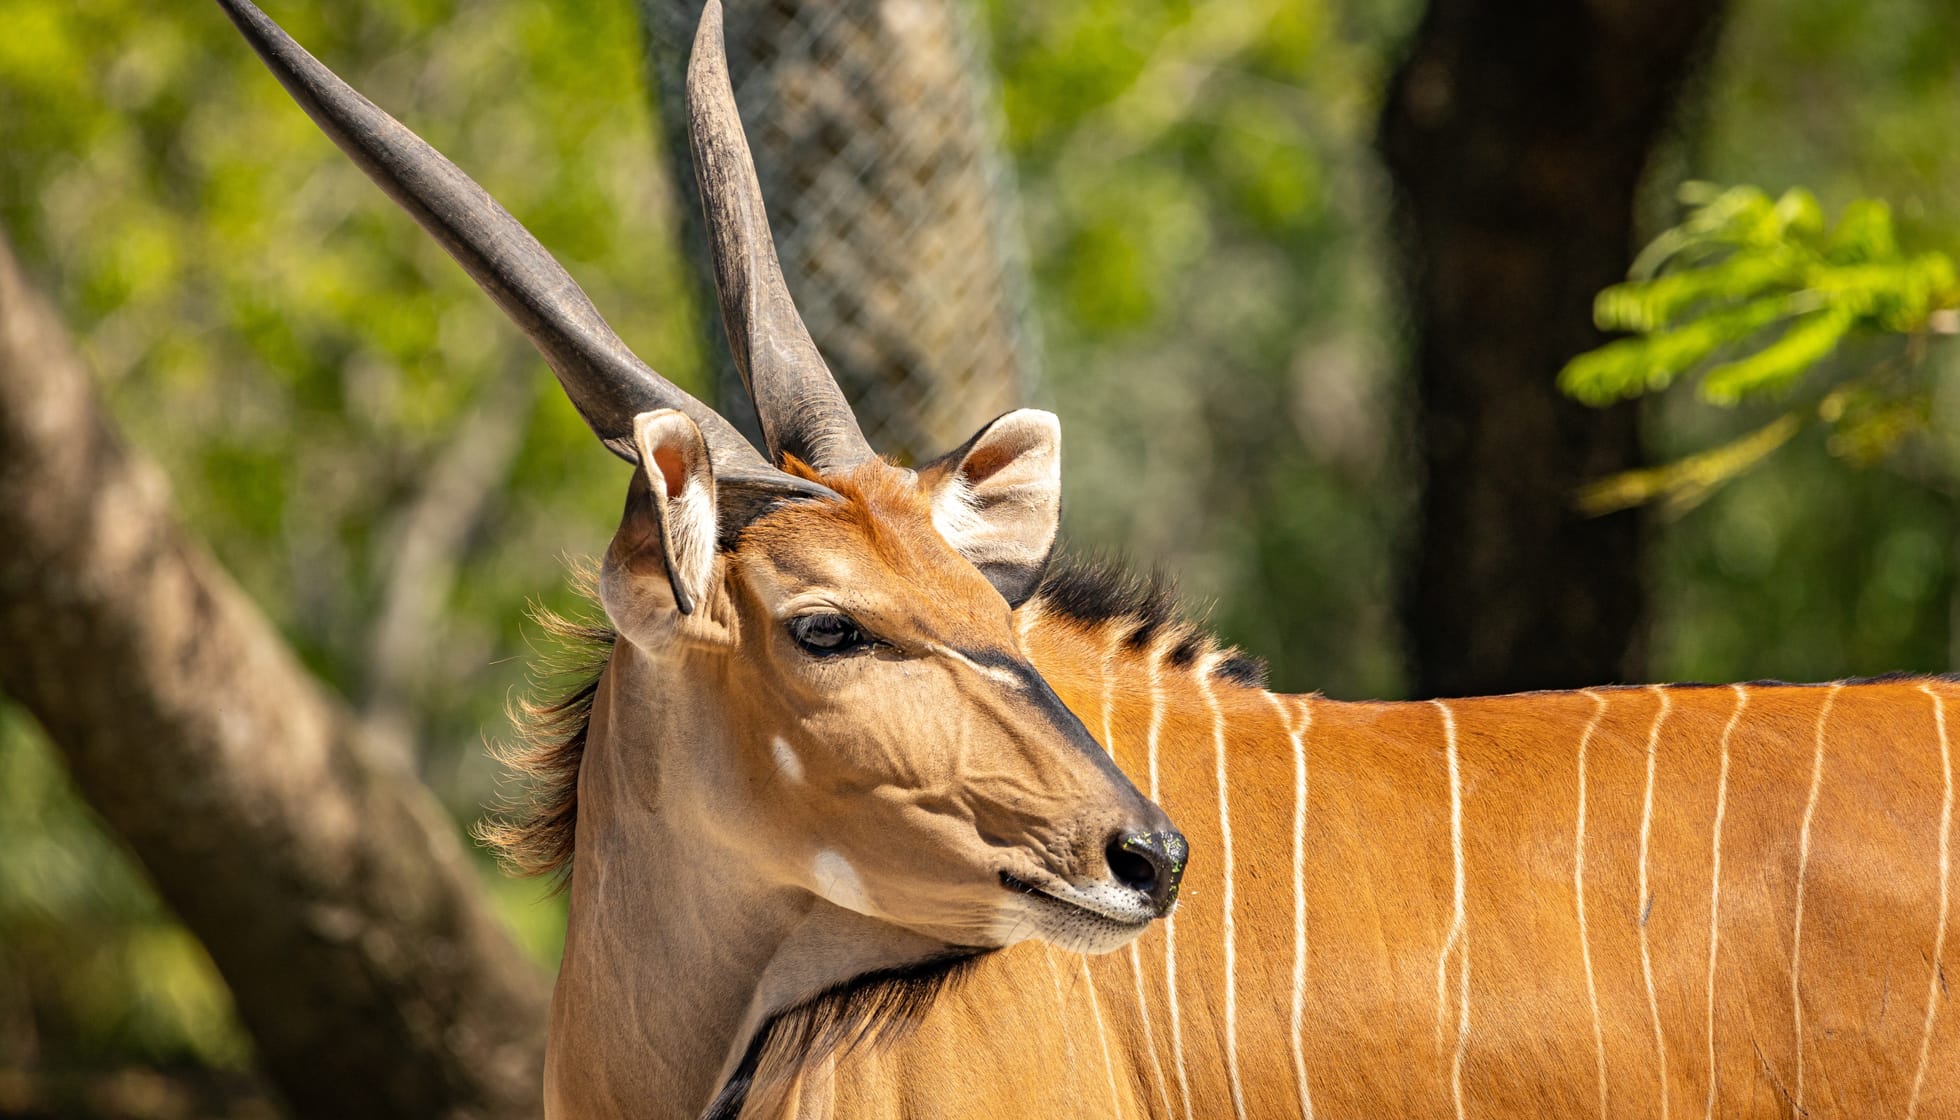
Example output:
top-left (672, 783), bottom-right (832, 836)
top-left (1576, 412), bottom-right (1801, 516)
top-left (1561, 183), bottom-right (1959, 408)
top-left (1558, 183), bottom-right (1958, 518)
top-left (1818, 377), bottom-right (1934, 466)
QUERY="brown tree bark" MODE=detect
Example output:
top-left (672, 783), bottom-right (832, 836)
top-left (1380, 0), bottom-right (1724, 697)
top-left (0, 238), bottom-right (548, 1117)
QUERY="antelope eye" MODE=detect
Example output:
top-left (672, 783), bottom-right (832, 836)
top-left (789, 612), bottom-right (872, 656)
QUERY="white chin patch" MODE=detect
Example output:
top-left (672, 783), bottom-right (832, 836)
top-left (1041, 913), bottom-right (1151, 956)
top-left (811, 849), bottom-right (874, 916)
top-left (994, 896), bottom-right (1151, 955)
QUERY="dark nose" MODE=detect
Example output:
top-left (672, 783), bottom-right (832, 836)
top-left (1106, 829), bottom-right (1189, 916)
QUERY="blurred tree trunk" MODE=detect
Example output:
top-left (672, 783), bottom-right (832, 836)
top-left (638, 0), bottom-right (1037, 463)
top-left (1380, 0), bottom-right (1723, 697)
top-left (0, 239), bottom-right (549, 1118)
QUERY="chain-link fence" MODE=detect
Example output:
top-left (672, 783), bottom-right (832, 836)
top-left (640, 0), bottom-right (1038, 463)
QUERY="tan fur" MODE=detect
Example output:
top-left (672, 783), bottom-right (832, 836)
top-left (511, 481), bottom-right (1957, 1119)
top-left (819, 616), bottom-right (1960, 1119)
top-left (536, 458), bottom-right (1175, 1119)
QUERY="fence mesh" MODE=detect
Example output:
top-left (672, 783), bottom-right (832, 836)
top-left (640, 0), bottom-right (1038, 463)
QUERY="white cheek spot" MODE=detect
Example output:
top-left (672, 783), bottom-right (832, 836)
top-left (770, 735), bottom-right (804, 783)
top-left (812, 849), bottom-right (872, 915)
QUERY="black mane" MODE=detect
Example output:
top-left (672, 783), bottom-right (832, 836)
top-left (1035, 556), bottom-right (1269, 688)
top-left (703, 950), bottom-right (989, 1120)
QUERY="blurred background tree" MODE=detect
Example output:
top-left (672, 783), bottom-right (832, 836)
top-left (5, 0), bottom-right (1960, 1111)
top-left (1380, 0), bottom-right (1722, 698)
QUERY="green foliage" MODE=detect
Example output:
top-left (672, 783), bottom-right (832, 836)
top-left (1560, 183), bottom-right (1960, 519)
top-left (985, 0), bottom-right (1415, 698)
top-left (0, 0), bottom-right (692, 718)
top-left (0, 0), bottom-right (662, 1080)
top-left (0, 707), bottom-right (249, 1069)
top-left (1646, 0), bottom-right (1960, 686)
top-left (1562, 184), bottom-right (1958, 407)
top-left (1575, 412), bottom-right (1801, 518)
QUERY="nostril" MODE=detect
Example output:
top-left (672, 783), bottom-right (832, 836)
top-left (1106, 829), bottom-right (1188, 916)
top-left (1106, 839), bottom-right (1159, 893)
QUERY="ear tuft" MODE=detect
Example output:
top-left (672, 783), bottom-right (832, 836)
top-left (921, 409), bottom-right (1062, 606)
top-left (604, 410), bottom-right (719, 628)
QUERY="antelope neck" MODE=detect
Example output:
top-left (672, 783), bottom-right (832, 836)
top-left (543, 639), bottom-right (946, 1119)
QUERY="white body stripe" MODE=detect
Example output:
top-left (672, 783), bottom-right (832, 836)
top-left (1164, 913), bottom-right (1190, 1120)
top-left (1099, 629), bottom-right (1122, 753)
top-left (1704, 685), bottom-right (1748, 1120)
top-left (1431, 700), bottom-right (1470, 1120)
top-left (1265, 690), bottom-right (1316, 1120)
top-left (1081, 958), bottom-right (1122, 1119)
top-left (1084, 636), bottom-right (1123, 1115)
top-left (1200, 656), bottom-right (1248, 1120)
top-left (1014, 599), bottom-right (1042, 645)
top-left (1043, 945), bottom-right (1079, 1085)
top-left (1147, 646), bottom-right (1194, 1120)
top-left (1127, 943), bottom-right (1172, 1116)
top-left (1574, 690), bottom-right (1610, 1120)
top-left (1084, 631), bottom-right (1132, 1118)
top-left (1790, 683), bottom-right (1842, 1115)
top-left (1110, 637), bottom-right (1172, 1117)
top-left (1906, 684), bottom-right (1953, 1120)
top-left (1639, 687), bottom-right (1673, 1120)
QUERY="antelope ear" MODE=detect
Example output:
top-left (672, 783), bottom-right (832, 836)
top-left (602, 410), bottom-right (719, 631)
top-left (920, 409), bottom-right (1062, 606)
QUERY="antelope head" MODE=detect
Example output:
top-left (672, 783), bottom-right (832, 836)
top-left (216, 0), bottom-right (1186, 973)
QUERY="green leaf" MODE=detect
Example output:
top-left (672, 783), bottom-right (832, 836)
top-left (1576, 412), bottom-right (1802, 517)
top-left (1593, 251), bottom-right (1798, 333)
top-left (1566, 182), bottom-right (1960, 419)
top-left (1561, 294), bottom-right (1790, 405)
top-left (1700, 307), bottom-right (1857, 404)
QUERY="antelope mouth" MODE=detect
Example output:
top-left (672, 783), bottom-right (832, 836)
top-left (998, 870), bottom-right (1154, 939)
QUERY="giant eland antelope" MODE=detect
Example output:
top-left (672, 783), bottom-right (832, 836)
top-left (220, 0), bottom-right (1957, 1116)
